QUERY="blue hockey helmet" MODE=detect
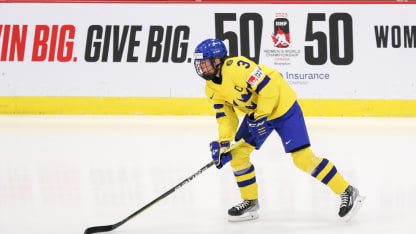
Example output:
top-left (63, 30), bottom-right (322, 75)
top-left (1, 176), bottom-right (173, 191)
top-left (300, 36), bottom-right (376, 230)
top-left (193, 39), bottom-right (227, 80)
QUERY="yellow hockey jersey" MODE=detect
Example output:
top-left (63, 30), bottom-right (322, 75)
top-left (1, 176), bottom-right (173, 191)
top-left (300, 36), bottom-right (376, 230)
top-left (205, 56), bottom-right (297, 142)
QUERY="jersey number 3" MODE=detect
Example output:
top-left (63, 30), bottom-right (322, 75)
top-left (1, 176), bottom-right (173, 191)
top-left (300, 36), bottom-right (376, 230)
top-left (237, 60), bottom-right (250, 69)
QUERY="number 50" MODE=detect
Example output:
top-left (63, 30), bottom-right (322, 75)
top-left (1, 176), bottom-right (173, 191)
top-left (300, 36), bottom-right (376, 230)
top-left (215, 13), bottom-right (263, 64)
top-left (305, 13), bottom-right (353, 65)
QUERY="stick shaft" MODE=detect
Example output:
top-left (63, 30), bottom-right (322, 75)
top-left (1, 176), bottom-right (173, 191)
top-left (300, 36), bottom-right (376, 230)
top-left (84, 140), bottom-right (244, 234)
top-left (85, 161), bottom-right (215, 234)
top-left (116, 160), bottom-right (215, 227)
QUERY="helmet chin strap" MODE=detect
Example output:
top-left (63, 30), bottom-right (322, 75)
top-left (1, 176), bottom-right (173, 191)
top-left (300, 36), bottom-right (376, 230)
top-left (202, 74), bottom-right (216, 81)
top-left (212, 76), bottom-right (222, 84)
top-left (212, 63), bottom-right (223, 84)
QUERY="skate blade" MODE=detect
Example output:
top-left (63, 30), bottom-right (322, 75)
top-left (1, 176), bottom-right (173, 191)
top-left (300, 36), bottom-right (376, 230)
top-left (343, 195), bottom-right (366, 222)
top-left (228, 211), bottom-right (259, 222)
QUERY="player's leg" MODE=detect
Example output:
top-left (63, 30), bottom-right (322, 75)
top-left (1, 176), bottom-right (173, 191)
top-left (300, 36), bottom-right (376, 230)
top-left (229, 143), bottom-right (259, 222)
top-left (291, 147), bottom-right (349, 194)
top-left (291, 147), bottom-right (365, 220)
top-left (273, 101), bottom-right (365, 220)
top-left (227, 115), bottom-right (260, 222)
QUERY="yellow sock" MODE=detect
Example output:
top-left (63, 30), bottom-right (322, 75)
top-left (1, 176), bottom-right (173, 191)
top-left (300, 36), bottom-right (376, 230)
top-left (292, 147), bottom-right (349, 195)
top-left (229, 142), bottom-right (258, 200)
top-left (233, 164), bottom-right (258, 200)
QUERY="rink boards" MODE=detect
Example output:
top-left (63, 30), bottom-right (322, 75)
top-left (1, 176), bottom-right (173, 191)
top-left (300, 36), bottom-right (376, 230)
top-left (0, 1), bottom-right (415, 116)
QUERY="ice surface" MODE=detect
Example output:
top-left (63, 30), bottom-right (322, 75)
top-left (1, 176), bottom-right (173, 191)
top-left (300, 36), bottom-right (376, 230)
top-left (0, 115), bottom-right (415, 234)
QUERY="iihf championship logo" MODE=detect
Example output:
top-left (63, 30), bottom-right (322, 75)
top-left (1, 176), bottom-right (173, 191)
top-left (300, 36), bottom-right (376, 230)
top-left (272, 18), bottom-right (290, 48)
top-left (263, 14), bottom-right (300, 67)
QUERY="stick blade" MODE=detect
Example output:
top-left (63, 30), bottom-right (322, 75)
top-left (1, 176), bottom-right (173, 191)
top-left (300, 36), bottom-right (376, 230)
top-left (84, 225), bottom-right (114, 234)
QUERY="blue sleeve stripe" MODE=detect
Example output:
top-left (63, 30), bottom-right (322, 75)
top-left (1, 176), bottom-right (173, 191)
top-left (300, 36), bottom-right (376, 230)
top-left (322, 166), bottom-right (337, 185)
top-left (255, 75), bottom-right (270, 94)
top-left (216, 112), bottom-right (226, 118)
top-left (213, 104), bottom-right (224, 109)
top-left (233, 165), bottom-right (255, 176)
top-left (311, 158), bottom-right (328, 178)
top-left (237, 177), bottom-right (256, 187)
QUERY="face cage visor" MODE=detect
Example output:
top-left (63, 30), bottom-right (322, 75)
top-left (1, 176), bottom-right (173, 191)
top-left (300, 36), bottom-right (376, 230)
top-left (194, 58), bottom-right (217, 81)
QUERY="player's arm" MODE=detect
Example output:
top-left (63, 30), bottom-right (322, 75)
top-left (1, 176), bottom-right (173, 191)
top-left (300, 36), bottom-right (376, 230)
top-left (213, 101), bottom-right (239, 142)
top-left (206, 89), bottom-right (239, 168)
top-left (210, 100), bottom-right (240, 168)
top-left (206, 87), bottom-right (239, 141)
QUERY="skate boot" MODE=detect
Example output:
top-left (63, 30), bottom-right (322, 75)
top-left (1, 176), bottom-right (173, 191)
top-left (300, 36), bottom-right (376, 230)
top-left (228, 199), bottom-right (259, 222)
top-left (338, 185), bottom-right (365, 221)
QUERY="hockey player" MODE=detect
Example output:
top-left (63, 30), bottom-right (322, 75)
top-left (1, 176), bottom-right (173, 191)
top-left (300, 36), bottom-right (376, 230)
top-left (193, 38), bottom-right (365, 222)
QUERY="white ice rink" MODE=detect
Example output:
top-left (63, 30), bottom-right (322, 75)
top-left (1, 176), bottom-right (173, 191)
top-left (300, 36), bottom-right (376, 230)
top-left (1, 115), bottom-right (416, 234)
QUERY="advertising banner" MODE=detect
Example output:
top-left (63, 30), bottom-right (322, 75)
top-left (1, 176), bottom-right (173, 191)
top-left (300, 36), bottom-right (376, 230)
top-left (0, 2), bottom-right (415, 115)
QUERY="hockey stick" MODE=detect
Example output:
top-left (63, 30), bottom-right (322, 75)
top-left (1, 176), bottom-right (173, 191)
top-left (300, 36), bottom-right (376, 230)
top-left (84, 140), bottom-right (244, 234)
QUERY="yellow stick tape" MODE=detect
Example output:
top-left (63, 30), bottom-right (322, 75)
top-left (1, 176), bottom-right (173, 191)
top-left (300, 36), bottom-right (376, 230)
top-left (0, 97), bottom-right (415, 117)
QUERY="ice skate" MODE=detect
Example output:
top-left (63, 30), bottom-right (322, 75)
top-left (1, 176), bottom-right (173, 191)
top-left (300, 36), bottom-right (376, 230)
top-left (228, 199), bottom-right (259, 222)
top-left (338, 185), bottom-right (365, 222)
